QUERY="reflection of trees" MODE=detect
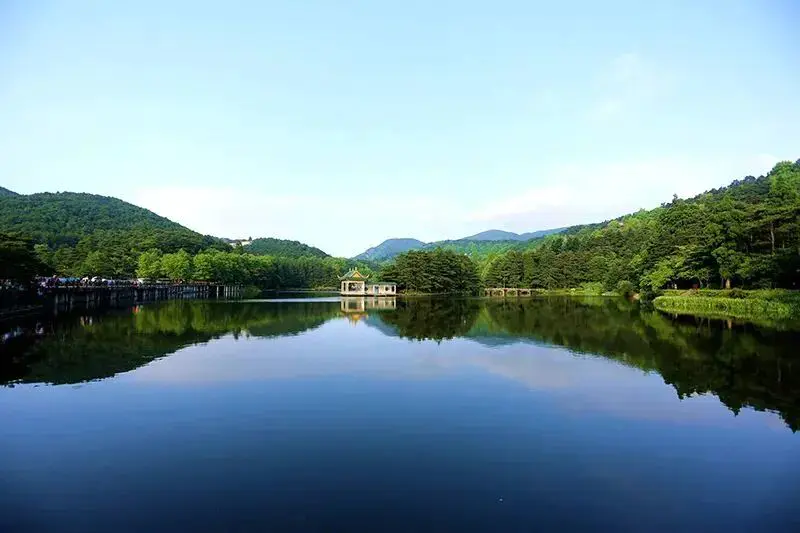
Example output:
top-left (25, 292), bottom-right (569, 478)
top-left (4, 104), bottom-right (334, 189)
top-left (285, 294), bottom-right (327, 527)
top-left (4, 296), bottom-right (798, 432)
top-left (475, 298), bottom-right (800, 432)
top-left (1, 301), bottom-right (340, 385)
top-left (377, 298), bottom-right (481, 341)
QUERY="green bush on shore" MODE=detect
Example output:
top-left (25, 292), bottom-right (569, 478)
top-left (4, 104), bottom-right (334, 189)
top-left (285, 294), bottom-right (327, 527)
top-left (653, 294), bottom-right (800, 322)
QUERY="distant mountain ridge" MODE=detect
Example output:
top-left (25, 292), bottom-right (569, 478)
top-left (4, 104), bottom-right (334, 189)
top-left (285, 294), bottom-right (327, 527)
top-left (461, 228), bottom-right (566, 241)
top-left (0, 186), bottom-right (19, 197)
top-left (355, 238), bottom-right (425, 261)
top-left (353, 227), bottom-right (566, 260)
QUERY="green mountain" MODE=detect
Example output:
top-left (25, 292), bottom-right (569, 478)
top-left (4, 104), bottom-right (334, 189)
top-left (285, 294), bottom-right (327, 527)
top-left (0, 186), bottom-right (19, 197)
top-left (484, 160), bottom-right (800, 292)
top-left (0, 191), bottom-right (228, 276)
top-left (355, 238), bottom-right (426, 261)
top-left (245, 237), bottom-right (328, 258)
top-left (0, 192), bottom-right (220, 248)
top-left (461, 227), bottom-right (565, 241)
top-left (354, 228), bottom-right (566, 262)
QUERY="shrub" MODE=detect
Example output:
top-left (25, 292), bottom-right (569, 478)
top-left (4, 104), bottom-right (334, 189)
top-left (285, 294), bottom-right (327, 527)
top-left (616, 280), bottom-right (636, 298)
top-left (727, 288), bottom-right (746, 299)
top-left (580, 282), bottom-right (604, 295)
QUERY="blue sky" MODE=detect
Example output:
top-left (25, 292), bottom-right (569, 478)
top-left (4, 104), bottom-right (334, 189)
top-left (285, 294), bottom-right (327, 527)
top-left (1, 1), bottom-right (798, 257)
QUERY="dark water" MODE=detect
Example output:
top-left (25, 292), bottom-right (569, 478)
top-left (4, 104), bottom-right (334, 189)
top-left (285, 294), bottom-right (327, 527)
top-left (1, 296), bottom-right (798, 532)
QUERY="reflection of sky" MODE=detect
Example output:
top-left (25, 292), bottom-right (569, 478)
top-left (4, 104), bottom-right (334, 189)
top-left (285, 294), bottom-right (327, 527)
top-left (111, 317), bottom-right (789, 432)
top-left (2, 315), bottom-right (799, 532)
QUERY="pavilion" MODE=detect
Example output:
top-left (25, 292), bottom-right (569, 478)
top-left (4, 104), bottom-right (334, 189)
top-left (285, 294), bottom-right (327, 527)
top-left (339, 268), bottom-right (397, 296)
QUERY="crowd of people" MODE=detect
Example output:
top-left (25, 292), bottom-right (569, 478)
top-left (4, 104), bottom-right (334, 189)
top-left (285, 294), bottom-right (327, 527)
top-left (35, 276), bottom-right (186, 289)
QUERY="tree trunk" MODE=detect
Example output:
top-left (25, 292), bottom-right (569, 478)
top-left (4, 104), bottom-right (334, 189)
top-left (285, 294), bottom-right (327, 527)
top-left (725, 278), bottom-right (731, 289)
top-left (770, 221), bottom-right (775, 255)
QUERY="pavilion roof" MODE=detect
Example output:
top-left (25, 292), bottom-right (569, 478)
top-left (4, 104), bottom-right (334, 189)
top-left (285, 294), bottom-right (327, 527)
top-left (339, 268), bottom-right (369, 280)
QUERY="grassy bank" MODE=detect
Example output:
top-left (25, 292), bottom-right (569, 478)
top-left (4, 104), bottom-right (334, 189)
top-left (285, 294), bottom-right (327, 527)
top-left (653, 289), bottom-right (800, 325)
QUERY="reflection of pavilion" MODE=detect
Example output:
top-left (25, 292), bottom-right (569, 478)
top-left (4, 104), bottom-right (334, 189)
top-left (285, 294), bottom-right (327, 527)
top-left (340, 296), bottom-right (397, 324)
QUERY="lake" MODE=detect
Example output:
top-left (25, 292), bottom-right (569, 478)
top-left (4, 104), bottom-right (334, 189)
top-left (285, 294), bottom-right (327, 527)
top-left (1, 296), bottom-right (798, 532)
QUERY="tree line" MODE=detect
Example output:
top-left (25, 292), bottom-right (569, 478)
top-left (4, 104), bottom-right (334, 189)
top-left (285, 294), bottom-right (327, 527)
top-left (379, 249), bottom-right (481, 294)
top-left (3, 160), bottom-right (798, 295)
top-left (135, 248), bottom-right (372, 288)
top-left (483, 161), bottom-right (800, 294)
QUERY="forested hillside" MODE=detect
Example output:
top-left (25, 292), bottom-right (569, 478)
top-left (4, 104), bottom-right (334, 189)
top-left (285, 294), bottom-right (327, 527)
top-left (246, 237), bottom-right (328, 258)
top-left (0, 192), bottom-right (227, 276)
top-left (355, 238), bottom-right (425, 261)
top-left (354, 229), bottom-right (564, 262)
top-left (0, 192), bottom-right (349, 286)
top-left (0, 186), bottom-right (18, 197)
top-left (460, 227), bottom-right (564, 241)
top-left (484, 161), bottom-right (800, 292)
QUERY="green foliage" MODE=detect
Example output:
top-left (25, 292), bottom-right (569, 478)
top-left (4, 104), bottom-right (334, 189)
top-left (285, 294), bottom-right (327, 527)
top-left (137, 249), bottom-right (164, 280)
top-left (580, 282), bottom-right (605, 295)
top-left (484, 161), bottom-right (800, 294)
top-left (0, 192), bottom-right (228, 277)
top-left (355, 238), bottom-right (426, 261)
top-left (0, 191), bottom-right (353, 285)
top-left (615, 280), bottom-right (636, 298)
top-left (380, 249), bottom-right (481, 294)
top-left (0, 233), bottom-right (50, 282)
top-left (653, 295), bottom-right (799, 324)
top-left (161, 250), bottom-right (193, 281)
top-left (246, 238), bottom-right (328, 258)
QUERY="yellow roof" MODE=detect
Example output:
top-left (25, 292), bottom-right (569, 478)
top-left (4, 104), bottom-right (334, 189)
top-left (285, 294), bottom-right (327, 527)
top-left (339, 268), bottom-right (369, 280)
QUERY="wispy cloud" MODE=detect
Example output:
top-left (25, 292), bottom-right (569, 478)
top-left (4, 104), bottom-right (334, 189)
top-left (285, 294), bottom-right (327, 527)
top-left (465, 154), bottom-right (784, 230)
top-left (588, 52), bottom-right (673, 121)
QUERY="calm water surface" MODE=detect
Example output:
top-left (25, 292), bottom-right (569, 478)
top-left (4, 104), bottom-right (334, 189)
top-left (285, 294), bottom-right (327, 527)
top-left (1, 296), bottom-right (798, 532)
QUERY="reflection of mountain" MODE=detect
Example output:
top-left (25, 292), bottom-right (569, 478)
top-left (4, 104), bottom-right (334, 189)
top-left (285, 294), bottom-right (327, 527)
top-left (1, 301), bottom-right (340, 385)
top-left (369, 297), bottom-right (800, 431)
top-left (3, 297), bottom-right (799, 431)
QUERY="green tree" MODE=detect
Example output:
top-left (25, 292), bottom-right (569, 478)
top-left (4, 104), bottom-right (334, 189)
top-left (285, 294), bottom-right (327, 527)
top-left (136, 249), bottom-right (164, 280)
top-left (0, 233), bottom-right (49, 281)
top-left (161, 249), bottom-right (193, 281)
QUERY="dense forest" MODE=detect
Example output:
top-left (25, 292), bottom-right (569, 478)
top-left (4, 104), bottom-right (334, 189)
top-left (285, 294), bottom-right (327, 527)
top-left (379, 249), bottom-right (481, 294)
top-left (136, 247), bottom-right (373, 288)
top-left (245, 237), bottom-right (329, 258)
top-left (0, 192), bottom-right (229, 276)
top-left (483, 161), bottom-right (800, 293)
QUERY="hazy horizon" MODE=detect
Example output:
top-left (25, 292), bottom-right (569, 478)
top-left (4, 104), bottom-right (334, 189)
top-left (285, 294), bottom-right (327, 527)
top-left (2, 1), bottom-right (797, 256)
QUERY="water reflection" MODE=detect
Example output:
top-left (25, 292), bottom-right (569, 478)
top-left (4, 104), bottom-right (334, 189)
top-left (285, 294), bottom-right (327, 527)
top-left (2, 297), bottom-right (799, 431)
